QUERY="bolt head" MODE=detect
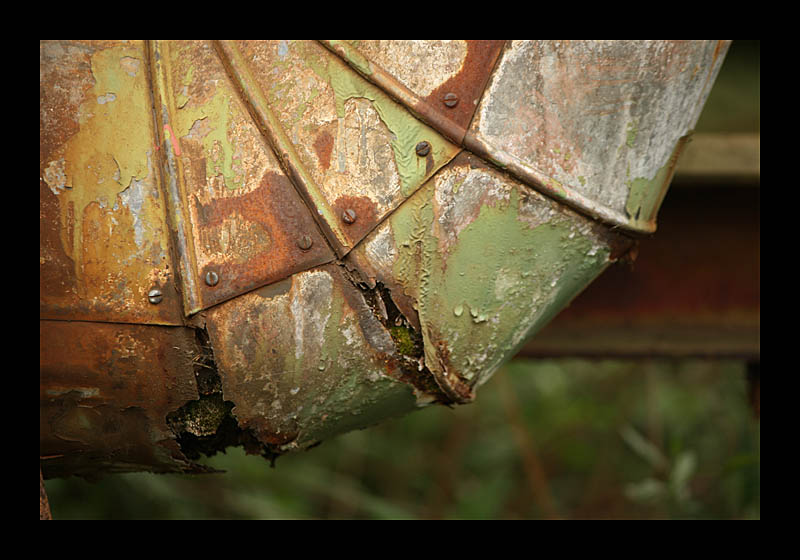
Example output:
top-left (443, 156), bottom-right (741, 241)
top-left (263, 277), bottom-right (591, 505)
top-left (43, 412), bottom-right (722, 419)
top-left (415, 141), bottom-right (431, 157)
top-left (148, 288), bottom-right (163, 305)
top-left (297, 235), bottom-right (313, 251)
top-left (342, 208), bottom-right (357, 224)
top-left (205, 270), bottom-right (219, 287)
top-left (443, 92), bottom-right (459, 108)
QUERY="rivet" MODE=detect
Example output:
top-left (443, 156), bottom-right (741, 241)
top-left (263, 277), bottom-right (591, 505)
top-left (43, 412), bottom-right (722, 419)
top-left (415, 141), bottom-right (431, 157)
top-left (342, 208), bottom-right (357, 224)
top-left (443, 92), bottom-right (459, 108)
top-left (297, 235), bottom-right (313, 251)
top-left (205, 270), bottom-right (219, 287)
top-left (148, 288), bottom-right (163, 305)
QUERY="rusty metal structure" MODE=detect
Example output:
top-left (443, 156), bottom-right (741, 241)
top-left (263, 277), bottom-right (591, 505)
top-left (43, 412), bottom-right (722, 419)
top-left (40, 40), bottom-right (730, 479)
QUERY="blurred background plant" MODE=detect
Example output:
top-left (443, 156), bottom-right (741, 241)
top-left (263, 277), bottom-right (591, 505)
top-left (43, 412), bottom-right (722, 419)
top-left (44, 358), bottom-right (759, 519)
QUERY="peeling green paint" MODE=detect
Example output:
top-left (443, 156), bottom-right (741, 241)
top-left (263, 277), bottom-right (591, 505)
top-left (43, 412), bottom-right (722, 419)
top-left (175, 82), bottom-right (242, 191)
top-left (626, 119), bottom-right (640, 148)
top-left (304, 49), bottom-right (458, 197)
top-left (388, 164), bottom-right (612, 391)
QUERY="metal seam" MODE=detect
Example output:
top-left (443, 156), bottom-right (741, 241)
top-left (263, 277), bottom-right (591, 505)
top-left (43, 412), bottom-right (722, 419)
top-left (145, 40), bottom-right (203, 316)
top-left (212, 40), bottom-right (350, 259)
top-left (320, 40), bottom-right (653, 235)
top-left (319, 40), bottom-right (466, 145)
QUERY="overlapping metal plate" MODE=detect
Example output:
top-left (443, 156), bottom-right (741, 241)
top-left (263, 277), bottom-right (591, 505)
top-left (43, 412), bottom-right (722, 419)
top-left (150, 40), bottom-right (335, 314)
top-left (40, 40), bottom-right (184, 324)
top-left (347, 152), bottom-right (633, 403)
top-left (40, 320), bottom-right (203, 477)
top-left (464, 40), bottom-right (730, 233)
top-left (321, 40), bottom-right (506, 144)
top-left (227, 40), bottom-right (462, 255)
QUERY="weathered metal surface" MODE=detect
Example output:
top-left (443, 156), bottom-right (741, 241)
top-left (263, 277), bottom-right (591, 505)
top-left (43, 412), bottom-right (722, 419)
top-left (40, 40), bottom-right (729, 478)
top-left (39, 320), bottom-right (205, 478)
top-left (229, 40), bottom-right (462, 254)
top-left (40, 40), bottom-right (183, 325)
top-left (321, 40), bottom-right (506, 145)
top-left (347, 152), bottom-right (633, 403)
top-left (465, 40), bottom-right (731, 233)
top-left (203, 263), bottom-right (442, 453)
top-left (151, 40), bottom-right (335, 313)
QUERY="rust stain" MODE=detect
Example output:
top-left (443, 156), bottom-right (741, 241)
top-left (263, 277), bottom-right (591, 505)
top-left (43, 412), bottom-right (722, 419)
top-left (424, 40), bottom-right (507, 143)
top-left (332, 194), bottom-right (379, 247)
top-left (195, 170), bottom-right (334, 308)
top-left (426, 324), bottom-right (474, 404)
top-left (313, 129), bottom-right (334, 171)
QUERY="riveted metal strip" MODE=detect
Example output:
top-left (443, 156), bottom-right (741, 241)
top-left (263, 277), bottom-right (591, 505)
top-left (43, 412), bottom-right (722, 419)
top-left (320, 40), bottom-right (506, 146)
top-left (152, 40), bottom-right (335, 314)
top-left (224, 40), bottom-right (461, 256)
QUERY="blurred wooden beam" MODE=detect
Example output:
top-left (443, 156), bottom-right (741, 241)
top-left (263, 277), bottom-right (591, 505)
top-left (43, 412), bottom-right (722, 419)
top-left (520, 179), bottom-right (760, 359)
top-left (674, 133), bottom-right (760, 186)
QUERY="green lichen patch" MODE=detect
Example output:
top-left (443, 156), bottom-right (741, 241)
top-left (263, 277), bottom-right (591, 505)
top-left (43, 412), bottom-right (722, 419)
top-left (389, 325), bottom-right (422, 357)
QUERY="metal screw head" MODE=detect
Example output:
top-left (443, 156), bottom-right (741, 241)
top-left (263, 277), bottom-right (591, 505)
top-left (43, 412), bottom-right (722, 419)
top-left (147, 288), bottom-right (163, 305)
top-left (342, 208), bottom-right (357, 224)
top-left (443, 92), bottom-right (459, 108)
top-left (415, 141), bottom-right (431, 157)
top-left (297, 235), bottom-right (313, 251)
top-left (205, 270), bottom-right (219, 287)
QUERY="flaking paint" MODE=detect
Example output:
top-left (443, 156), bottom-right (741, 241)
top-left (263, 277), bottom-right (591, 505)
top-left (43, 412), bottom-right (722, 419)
top-left (379, 154), bottom-right (622, 395)
top-left (40, 41), bottom-right (180, 324)
top-left (205, 265), bottom-right (421, 451)
top-left (306, 47), bottom-right (460, 198)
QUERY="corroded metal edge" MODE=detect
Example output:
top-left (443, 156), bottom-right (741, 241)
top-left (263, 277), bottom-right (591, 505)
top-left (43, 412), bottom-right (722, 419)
top-left (147, 40), bottom-right (203, 316)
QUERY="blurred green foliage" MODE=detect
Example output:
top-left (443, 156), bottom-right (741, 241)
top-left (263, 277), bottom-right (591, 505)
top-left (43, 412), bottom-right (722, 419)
top-left (44, 358), bottom-right (760, 519)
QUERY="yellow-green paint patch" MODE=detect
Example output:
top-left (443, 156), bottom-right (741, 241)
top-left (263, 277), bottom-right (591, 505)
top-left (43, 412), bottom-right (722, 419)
top-left (57, 43), bottom-right (157, 285)
top-left (624, 134), bottom-right (688, 228)
top-left (306, 49), bottom-right (459, 198)
top-left (174, 81), bottom-right (242, 191)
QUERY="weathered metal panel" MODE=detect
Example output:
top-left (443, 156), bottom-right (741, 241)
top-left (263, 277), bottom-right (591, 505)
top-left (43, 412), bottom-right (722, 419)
top-left (152, 40), bottom-right (335, 313)
top-left (465, 40), bottom-right (731, 233)
top-left (347, 152), bottom-right (633, 402)
top-left (40, 40), bottom-right (730, 478)
top-left (321, 40), bottom-right (506, 144)
top-left (203, 263), bottom-right (441, 453)
top-left (40, 40), bottom-right (183, 325)
top-left (39, 320), bottom-right (204, 478)
top-left (229, 40), bottom-right (462, 254)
